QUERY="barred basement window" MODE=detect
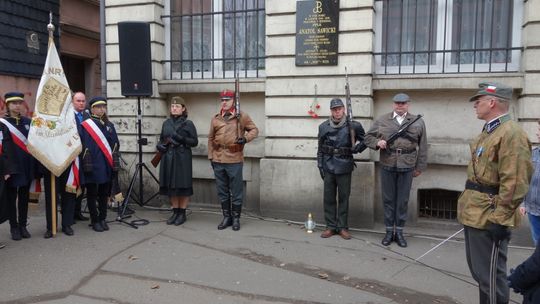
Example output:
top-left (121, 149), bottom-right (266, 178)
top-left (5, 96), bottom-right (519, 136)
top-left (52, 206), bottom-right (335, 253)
top-left (418, 189), bottom-right (459, 220)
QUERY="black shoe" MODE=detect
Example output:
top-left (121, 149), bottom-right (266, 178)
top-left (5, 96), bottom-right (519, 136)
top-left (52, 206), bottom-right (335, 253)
top-left (62, 226), bottom-right (74, 236)
top-left (101, 220), bottom-right (109, 231)
top-left (217, 201), bottom-right (232, 230)
top-left (232, 205), bottom-right (241, 231)
top-left (44, 230), bottom-right (53, 239)
top-left (20, 226), bottom-right (31, 239)
top-left (381, 231), bottom-right (394, 246)
top-left (167, 209), bottom-right (179, 225)
top-left (74, 213), bottom-right (89, 221)
top-left (92, 222), bottom-right (104, 232)
top-left (174, 209), bottom-right (186, 226)
top-left (395, 231), bottom-right (407, 248)
top-left (11, 227), bottom-right (22, 241)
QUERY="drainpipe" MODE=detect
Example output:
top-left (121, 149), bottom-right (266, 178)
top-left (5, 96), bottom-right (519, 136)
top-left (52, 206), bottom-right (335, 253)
top-left (100, 0), bottom-right (107, 97)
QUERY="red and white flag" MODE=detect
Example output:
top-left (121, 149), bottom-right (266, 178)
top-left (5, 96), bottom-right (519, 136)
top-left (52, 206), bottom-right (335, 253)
top-left (27, 30), bottom-right (82, 177)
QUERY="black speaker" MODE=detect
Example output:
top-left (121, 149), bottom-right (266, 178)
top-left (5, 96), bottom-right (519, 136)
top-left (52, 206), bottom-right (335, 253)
top-left (118, 22), bottom-right (152, 97)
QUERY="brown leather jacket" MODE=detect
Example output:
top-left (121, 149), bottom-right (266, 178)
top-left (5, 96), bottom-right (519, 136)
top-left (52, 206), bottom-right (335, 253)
top-left (208, 111), bottom-right (258, 163)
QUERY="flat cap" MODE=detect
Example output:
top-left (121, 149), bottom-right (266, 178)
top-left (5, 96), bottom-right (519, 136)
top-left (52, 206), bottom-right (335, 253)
top-left (393, 93), bottom-right (410, 103)
top-left (469, 82), bottom-right (513, 102)
top-left (220, 89), bottom-right (234, 100)
top-left (4, 91), bottom-right (24, 103)
top-left (89, 96), bottom-right (107, 108)
top-left (329, 98), bottom-right (344, 109)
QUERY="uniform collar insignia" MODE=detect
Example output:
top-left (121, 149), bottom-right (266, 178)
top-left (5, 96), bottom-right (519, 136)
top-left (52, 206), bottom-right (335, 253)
top-left (484, 114), bottom-right (510, 134)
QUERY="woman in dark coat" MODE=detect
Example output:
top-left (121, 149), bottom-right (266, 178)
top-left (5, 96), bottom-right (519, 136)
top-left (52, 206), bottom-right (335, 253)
top-left (157, 96), bottom-right (198, 225)
top-left (0, 119), bottom-right (18, 248)
top-left (3, 91), bottom-right (35, 240)
top-left (80, 97), bottom-right (119, 232)
top-left (508, 242), bottom-right (540, 304)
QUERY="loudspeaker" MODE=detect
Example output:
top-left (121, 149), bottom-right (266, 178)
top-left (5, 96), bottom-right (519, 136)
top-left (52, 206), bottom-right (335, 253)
top-left (118, 22), bottom-right (152, 97)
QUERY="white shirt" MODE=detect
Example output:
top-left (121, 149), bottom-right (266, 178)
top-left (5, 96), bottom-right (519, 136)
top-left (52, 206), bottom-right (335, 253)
top-left (393, 112), bottom-right (407, 125)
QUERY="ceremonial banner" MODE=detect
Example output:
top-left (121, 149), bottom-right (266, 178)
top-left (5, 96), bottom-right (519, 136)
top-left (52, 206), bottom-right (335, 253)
top-left (27, 34), bottom-right (82, 177)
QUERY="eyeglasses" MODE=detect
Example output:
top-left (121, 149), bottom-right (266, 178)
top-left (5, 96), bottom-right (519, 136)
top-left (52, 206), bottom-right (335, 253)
top-left (394, 102), bottom-right (408, 105)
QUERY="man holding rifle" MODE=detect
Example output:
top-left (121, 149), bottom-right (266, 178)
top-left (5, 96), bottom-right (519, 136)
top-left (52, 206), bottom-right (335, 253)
top-left (208, 88), bottom-right (258, 231)
top-left (364, 93), bottom-right (427, 247)
top-left (317, 98), bottom-right (365, 240)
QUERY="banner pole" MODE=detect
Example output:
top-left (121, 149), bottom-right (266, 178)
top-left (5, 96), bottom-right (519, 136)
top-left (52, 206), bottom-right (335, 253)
top-left (51, 174), bottom-right (56, 236)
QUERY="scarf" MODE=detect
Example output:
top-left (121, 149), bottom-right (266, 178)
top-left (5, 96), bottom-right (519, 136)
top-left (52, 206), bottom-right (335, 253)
top-left (329, 116), bottom-right (346, 129)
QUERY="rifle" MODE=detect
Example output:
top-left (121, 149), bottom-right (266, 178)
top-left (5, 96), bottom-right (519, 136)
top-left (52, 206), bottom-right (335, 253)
top-left (151, 137), bottom-right (171, 168)
top-left (235, 69), bottom-right (242, 141)
top-left (385, 114), bottom-right (423, 145)
top-left (344, 67), bottom-right (355, 148)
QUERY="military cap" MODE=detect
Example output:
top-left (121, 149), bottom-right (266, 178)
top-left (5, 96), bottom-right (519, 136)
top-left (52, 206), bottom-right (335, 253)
top-left (171, 96), bottom-right (185, 105)
top-left (4, 91), bottom-right (25, 104)
top-left (88, 96), bottom-right (107, 108)
top-left (329, 98), bottom-right (344, 109)
top-left (469, 82), bottom-right (513, 102)
top-left (393, 93), bottom-right (410, 103)
top-left (220, 89), bottom-right (234, 100)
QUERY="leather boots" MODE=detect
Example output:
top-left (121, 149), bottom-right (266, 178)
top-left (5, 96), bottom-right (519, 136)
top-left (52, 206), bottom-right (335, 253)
top-left (217, 201), bottom-right (232, 230)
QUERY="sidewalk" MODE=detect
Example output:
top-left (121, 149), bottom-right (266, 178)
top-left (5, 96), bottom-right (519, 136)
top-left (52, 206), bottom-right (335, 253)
top-left (0, 205), bottom-right (533, 304)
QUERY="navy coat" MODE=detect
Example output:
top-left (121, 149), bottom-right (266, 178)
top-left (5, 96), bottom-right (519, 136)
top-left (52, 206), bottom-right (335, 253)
top-left (80, 117), bottom-right (119, 185)
top-left (4, 116), bottom-right (36, 187)
top-left (508, 242), bottom-right (540, 304)
top-left (0, 123), bottom-right (18, 223)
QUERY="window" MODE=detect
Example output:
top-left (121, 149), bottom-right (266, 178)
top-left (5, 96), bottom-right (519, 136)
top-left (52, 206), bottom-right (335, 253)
top-left (165, 0), bottom-right (265, 79)
top-left (374, 0), bottom-right (522, 74)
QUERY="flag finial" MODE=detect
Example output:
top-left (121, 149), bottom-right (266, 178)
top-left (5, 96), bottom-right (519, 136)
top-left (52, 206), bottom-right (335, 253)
top-left (47, 11), bottom-right (55, 36)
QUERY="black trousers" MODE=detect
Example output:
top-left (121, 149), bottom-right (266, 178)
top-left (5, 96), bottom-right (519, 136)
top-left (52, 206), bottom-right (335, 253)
top-left (44, 170), bottom-right (76, 230)
top-left (6, 185), bottom-right (30, 228)
top-left (323, 171), bottom-right (351, 231)
top-left (380, 166), bottom-right (413, 229)
top-left (74, 185), bottom-right (86, 215)
top-left (86, 182), bottom-right (111, 223)
top-left (464, 225), bottom-right (509, 304)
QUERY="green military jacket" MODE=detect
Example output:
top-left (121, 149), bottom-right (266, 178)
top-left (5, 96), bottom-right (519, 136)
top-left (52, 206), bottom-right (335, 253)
top-left (457, 115), bottom-right (533, 229)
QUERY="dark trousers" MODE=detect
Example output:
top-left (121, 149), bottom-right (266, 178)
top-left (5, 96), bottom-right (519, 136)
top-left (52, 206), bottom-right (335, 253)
top-left (380, 166), bottom-right (413, 229)
top-left (86, 182), bottom-right (110, 223)
top-left (464, 225), bottom-right (509, 304)
top-left (6, 185), bottom-right (30, 228)
top-left (213, 162), bottom-right (243, 206)
top-left (44, 170), bottom-right (76, 230)
top-left (323, 172), bottom-right (351, 231)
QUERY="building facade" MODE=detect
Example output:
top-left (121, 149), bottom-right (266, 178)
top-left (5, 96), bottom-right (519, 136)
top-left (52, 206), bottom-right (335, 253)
top-left (104, 0), bottom-right (540, 228)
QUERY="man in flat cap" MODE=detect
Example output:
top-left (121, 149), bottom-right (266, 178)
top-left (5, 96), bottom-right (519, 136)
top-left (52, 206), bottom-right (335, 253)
top-left (364, 93), bottom-right (427, 248)
top-left (317, 98), bottom-right (365, 240)
top-left (458, 82), bottom-right (532, 303)
top-left (209, 89), bottom-right (258, 231)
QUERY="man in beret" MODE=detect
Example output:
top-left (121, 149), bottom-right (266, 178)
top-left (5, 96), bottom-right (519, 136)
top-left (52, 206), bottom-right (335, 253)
top-left (364, 93), bottom-right (427, 248)
top-left (317, 98), bottom-right (365, 240)
top-left (208, 89), bottom-right (258, 231)
top-left (458, 82), bottom-right (532, 303)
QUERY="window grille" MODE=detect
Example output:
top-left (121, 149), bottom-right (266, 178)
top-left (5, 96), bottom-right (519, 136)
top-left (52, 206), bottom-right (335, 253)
top-left (164, 0), bottom-right (265, 79)
top-left (418, 189), bottom-right (459, 220)
top-left (373, 0), bottom-right (523, 74)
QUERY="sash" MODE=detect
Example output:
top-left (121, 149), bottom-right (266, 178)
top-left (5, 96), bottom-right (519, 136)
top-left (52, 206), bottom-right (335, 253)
top-left (81, 119), bottom-right (113, 167)
top-left (0, 118), bottom-right (29, 154)
top-left (65, 157), bottom-right (81, 195)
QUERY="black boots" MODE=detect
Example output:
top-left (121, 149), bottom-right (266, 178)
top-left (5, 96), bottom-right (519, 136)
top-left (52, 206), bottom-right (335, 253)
top-left (232, 204), bottom-right (241, 231)
top-left (217, 201), bottom-right (233, 230)
top-left (10, 226), bottom-right (22, 241)
top-left (174, 208), bottom-right (186, 226)
top-left (381, 230), bottom-right (393, 246)
top-left (167, 208), bottom-right (179, 225)
top-left (394, 229), bottom-right (407, 247)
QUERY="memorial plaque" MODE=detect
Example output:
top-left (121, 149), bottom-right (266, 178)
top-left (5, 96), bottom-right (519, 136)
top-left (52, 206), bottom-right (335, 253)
top-left (295, 0), bottom-right (339, 66)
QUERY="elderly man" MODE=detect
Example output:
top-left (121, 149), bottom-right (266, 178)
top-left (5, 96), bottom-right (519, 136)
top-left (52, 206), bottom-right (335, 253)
top-left (364, 93), bottom-right (427, 247)
top-left (208, 89), bottom-right (258, 231)
top-left (458, 82), bottom-right (532, 304)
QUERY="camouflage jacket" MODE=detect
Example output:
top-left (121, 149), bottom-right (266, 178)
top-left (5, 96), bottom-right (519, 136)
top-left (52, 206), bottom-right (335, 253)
top-left (457, 116), bottom-right (533, 229)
